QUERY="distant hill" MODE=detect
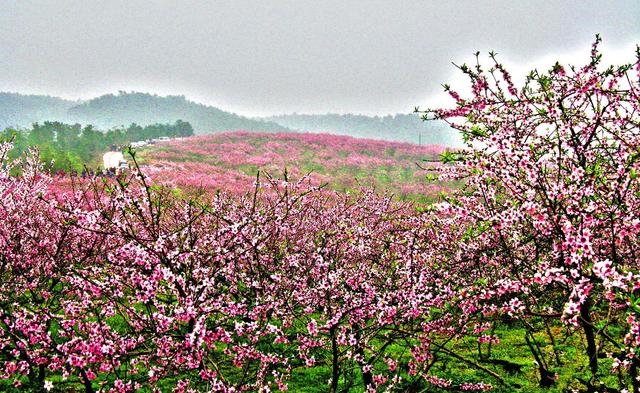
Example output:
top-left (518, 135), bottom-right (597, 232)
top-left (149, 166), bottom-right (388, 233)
top-left (0, 92), bottom-right (75, 130)
top-left (67, 92), bottom-right (289, 134)
top-left (0, 92), bottom-right (288, 134)
top-left (262, 113), bottom-right (462, 147)
top-left (0, 91), bottom-right (461, 146)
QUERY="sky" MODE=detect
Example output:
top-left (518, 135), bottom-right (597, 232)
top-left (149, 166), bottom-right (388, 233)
top-left (1, 0), bottom-right (639, 117)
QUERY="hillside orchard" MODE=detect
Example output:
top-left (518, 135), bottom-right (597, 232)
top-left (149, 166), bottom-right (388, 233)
top-left (0, 38), bottom-right (639, 392)
top-left (136, 132), bottom-right (449, 203)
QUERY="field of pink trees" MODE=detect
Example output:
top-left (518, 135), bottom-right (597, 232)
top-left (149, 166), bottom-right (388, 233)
top-left (1, 38), bottom-right (640, 393)
top-left (135, 132), bottom-right (450, 203)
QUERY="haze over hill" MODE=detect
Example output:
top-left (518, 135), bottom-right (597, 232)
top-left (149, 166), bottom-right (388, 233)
top-left (0, 93), bottom-right (76, 129)
top-left (0, 92), bottom-right (288, 134)
top-left (0, 91), bottom-right (461, 146)
top-left (262, 113), bottom-right (460, 146)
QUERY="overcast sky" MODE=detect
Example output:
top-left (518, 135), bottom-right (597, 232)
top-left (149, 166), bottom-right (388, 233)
top-left (1, 1), bottom-right (639, 116)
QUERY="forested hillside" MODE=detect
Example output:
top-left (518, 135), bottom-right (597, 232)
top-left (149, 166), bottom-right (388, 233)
top-left (0, 93), bottom-right (75, 130)
top-left (0, 92), bottom-right (288, 134)
top-left (67, 92), bottom-right (289, 134)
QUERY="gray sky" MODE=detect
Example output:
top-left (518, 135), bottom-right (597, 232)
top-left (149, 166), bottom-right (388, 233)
top-left (1, 0), bottom-right (639, 116)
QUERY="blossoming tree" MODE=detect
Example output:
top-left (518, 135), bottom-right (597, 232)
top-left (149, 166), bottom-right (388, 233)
top-left (419, 35), bottom-right (640, 392)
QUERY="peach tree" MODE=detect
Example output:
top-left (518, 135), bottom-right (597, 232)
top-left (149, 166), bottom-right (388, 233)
top-left (419, 35), bottom-right (640, 392)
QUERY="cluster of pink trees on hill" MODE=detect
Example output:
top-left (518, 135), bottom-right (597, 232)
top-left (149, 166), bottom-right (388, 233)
top-left (140, 132), bottom-right (446, 201)
top-left (1, 38), bottom-right (639, 392)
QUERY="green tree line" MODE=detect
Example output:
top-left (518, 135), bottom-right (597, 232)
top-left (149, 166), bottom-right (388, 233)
top-left (1, 120), bottom-right (193, 172)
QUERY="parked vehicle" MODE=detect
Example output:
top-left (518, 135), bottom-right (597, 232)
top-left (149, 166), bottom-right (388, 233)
top-left (103, 151), bottom-right (124, 170)
top-left (130, 141), bottom-right (148, 148)
top-left (103, 151), bottom-right (129, 175)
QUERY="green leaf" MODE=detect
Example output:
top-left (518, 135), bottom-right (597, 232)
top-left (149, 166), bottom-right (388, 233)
top-left (440, 150), bottom-right (463, 164)
top-left (470, 125), bottom-right (488, 138)
top-left (538, 75), bottom-right (551, 90)
top-left (425, 173), bottom-right (439, 182)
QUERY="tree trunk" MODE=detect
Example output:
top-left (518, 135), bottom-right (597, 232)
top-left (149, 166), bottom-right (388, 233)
top-left (330, 326), bottom-right (339, 393)
top-left (580, 299), bottom-right (598, 392)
